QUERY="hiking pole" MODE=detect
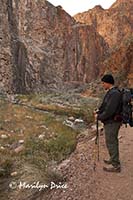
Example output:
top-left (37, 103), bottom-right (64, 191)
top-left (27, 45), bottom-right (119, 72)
top-left (93, 117), bottom-right (100, 171)
top-left (95, 117), bottom-right (100, 161)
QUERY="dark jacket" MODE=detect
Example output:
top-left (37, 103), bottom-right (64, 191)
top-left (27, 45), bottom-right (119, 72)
top-left (98, 87), bottom-right (121, 124)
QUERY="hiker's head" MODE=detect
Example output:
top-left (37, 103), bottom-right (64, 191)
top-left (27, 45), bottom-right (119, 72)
top-left (101, 74), bottom-right (114, 90)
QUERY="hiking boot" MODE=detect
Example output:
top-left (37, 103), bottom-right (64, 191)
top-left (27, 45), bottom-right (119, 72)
top-left (103, 159), bottom-right (112, 165)
top-left (103, 165), bottom-right (121, 173)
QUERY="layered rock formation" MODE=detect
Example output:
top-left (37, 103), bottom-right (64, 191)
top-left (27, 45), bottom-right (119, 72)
top-left (102, 39), bottom-right (133, 87)
top-left (0, 0), bottom-right (14, 93)
top-left (74, 0), bottom-right (133, 87)
top-left (0, 0), bottom-right (132, 94)
top-left (74, 0), bottom-right (133, 48)
top-left (0, 0), bottom-right (107, 93)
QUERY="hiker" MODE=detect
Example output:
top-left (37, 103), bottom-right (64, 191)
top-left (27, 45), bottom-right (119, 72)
top-left (94, 74), bottom-right (122, 173)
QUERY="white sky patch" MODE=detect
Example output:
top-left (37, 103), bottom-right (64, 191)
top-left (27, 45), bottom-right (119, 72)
top-left (48, 0), bottom-right (116, 15)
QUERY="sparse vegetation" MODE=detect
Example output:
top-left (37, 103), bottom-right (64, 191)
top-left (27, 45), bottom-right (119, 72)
top-left (45, 129), bottom-right (77, 162)
top-left (0, 93), bottom-right (96, 179)
top-left (0, 159), bottom-right (13, 177)
top-left (16, 92), bottom-right (97, 123)
top-left (0, 92), bottom-right (97, 199)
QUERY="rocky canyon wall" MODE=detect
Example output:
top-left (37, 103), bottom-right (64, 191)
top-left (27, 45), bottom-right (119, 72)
top-left (0, 0), bottom-right (107, 93)
top-left (74, 0), bottom-right (133, 87)
top-left (74, 0), bottom-right (133, 48)
top-left (0, 0), bottom-right (132, 94)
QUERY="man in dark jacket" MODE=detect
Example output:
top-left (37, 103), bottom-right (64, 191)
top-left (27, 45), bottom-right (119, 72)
top-left (96, 74), bottom-right (122, 173)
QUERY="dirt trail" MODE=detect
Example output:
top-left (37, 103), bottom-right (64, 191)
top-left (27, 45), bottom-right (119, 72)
top-left (47, 125), bottom-right (133, 200)
top-left (94, 125), bottom-right (133, 200)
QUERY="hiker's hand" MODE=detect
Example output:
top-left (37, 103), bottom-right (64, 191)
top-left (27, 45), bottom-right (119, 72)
top-left (94, 109), bottom-right (99, 114)
top-left (93, 109), bottom-right (99, 121)
top-left (94, 113), bottom-right (98, 121)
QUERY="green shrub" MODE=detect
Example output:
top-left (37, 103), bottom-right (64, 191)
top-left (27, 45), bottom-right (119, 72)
top-left (22, 137), bottom-right (48, 170)
top-left (0, 159), bottom-right (13, 177)
top-left (45, 131), bottom-right (77, 162)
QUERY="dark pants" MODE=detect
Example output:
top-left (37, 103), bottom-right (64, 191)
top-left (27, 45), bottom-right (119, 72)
top-left (104, 122), bottom-right (121, 167)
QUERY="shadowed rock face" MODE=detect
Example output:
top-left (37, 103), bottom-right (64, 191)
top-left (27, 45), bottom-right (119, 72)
top-left (74, 0), bottom-right (133, 48)
top-left (0, 0), bottom-right (108, 93)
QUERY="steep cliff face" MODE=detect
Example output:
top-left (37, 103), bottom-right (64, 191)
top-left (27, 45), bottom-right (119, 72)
top-left (74, 0), bottom-right (133, 86)
top-left (0, 0), bottom-right (13, 93)
top-left (74, 0), bottom-right (133, 48)
top-left (102, 39), bottom-right (133, 87)
top-left (1, 0), bottom-right (132, 93)
top-left (0, 0), bottom-right (107, 93)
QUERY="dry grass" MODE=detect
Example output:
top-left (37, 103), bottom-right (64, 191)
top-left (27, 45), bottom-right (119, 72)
top-left (0, 97), bottom-right (78, 178)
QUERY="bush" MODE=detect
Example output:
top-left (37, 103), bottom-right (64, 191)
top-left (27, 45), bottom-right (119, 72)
top-left (45, 131), bottom-right (77, 162)
top-left (0, 159), bottom-right (13, 177)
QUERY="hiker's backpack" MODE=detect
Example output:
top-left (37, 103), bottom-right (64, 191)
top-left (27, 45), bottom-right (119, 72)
top-left (120, 88), bottom-right (133, 127)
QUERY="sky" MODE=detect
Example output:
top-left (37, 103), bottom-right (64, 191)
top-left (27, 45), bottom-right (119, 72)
top-left (48, 0), bottom-right (117, 15)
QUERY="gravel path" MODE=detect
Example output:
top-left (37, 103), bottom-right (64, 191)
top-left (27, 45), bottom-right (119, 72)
top-left (45, 125), bottom-right (133, 200)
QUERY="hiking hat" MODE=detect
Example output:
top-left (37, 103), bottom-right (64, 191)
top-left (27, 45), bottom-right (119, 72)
top-left (101, 74), bottom-right (115, 84)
